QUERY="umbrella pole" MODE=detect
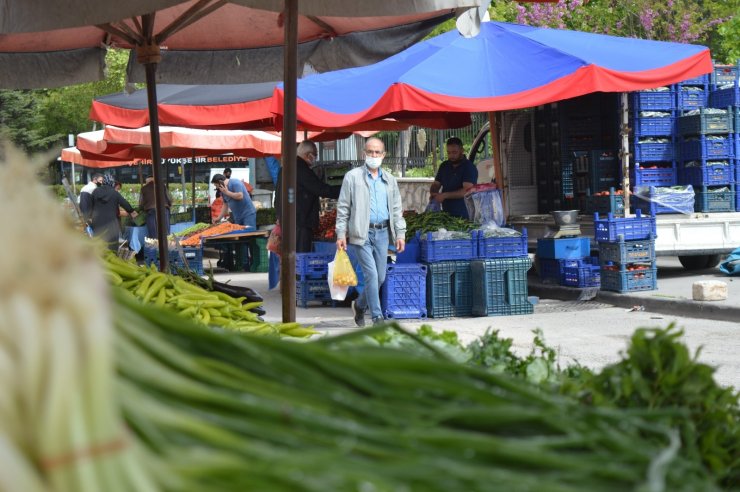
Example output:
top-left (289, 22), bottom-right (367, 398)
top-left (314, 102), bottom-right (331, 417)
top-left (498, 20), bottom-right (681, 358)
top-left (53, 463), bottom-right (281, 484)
top-left (192, 156), bottom-right (196, 222)
top-left (139, 40), bottom-right (169, 272)
top-left (620, 93), bottom-right (631, 217)
top-left (489, 112), bottom-right (507, 219)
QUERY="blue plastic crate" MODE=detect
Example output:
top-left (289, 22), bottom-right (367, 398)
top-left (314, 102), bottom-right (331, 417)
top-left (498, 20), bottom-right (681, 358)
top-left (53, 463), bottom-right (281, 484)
top-left (632, 186), bottom-right (695, 216)
top-left (296, 252), bottom-right (334, 279)
top-left (712, 65), bottom-right (738, 87)
top-left (680, 163), bottom-right (734, 186)
top-left (562, 263), bottom-right (601, 288)
top-left (632, 114), bottom-right (675, 137)
top-left (471, 257), bottom-right (533, 317)
top-left (381, 263), bottom-right (427, 319)
top-left (695, 185), bottom-right (735, 213)
top-left (709, 86), bottom-right (739, 108)
top-left (536, 237), bottom-right (591, 260)
top-left (476, 228), bottom-right (528, 258)
top-left (680, 136), bottom-right (734, 160)
top-left (594, 209), bottom-right (656, 242)
top-left (633, 140), bottom-right (675, 162)
top-left (395, 234), bottom-right (421, 263)
top-left (296, 278), bottom-right (333, 308)
top-left (420, 232), bottom-right (476, 263)
top-left (538, 258), bottom-right (563, 283)
top-left (676, 86), bottom-right (708, 111)
top-left (631, 164), bottom-right (677, 187)
top-left (630, 90), bottom-right (675, 111)
top-left (426, 260), bottom-right (472, 318)
top-left (598, 237), bottom-right (656, 265)
top-left (678, 74), bottom-right (710, 86)
top-left (144, 246), bottom-right (204, 275)
top-left (586, 189), bottom-right (625, 216)
top-left (600, 266), bottom-right (657, 293)
top-left (678, 109), bottom-right (733, 135)
top-left (312, 241), bottom-right (335, 254)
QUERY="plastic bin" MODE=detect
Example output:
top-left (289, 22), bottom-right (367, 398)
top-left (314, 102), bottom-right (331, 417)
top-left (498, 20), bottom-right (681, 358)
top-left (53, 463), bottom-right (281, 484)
top-left (632, 185), bottom-right (695, 215)
top-left (538, 258), bottom-right (564, 283)
top-left (680, 136), bottom-right (734, 160)
top-left (586, 189), bottom-right (625, 216)
top-left (709, 85), bottom-right (739, 108)
top-left (680, 163), bottom-right (734, 186)
top-left (249, 237), bottom-right (269, 272)
top-left (694, 185), bottom-right (735, 213)
top-left (395, 234), bottom-right (421, 263)
top-left (471, 257), bottom-right (533, 316)
top-left (600, 265), bottom-right (658, 293)
top-left (426, 260), bottom-right (472, 318)
top-left (712, 64), bottom-right (738, 87)
top-left (562, 262), bottom-right (601, 288)
top-left (597, 237), bottom-right (656, 265)
top-left (678, 74), bottom-right (710, 86)
top-left (296, 252), bottom-right (334, 279)
top-left (144, 246), bottom-right (204, 275)
top-left (633, 140), bottom-right (675, 162)
top-left (476, 228), bottom-right (528, 258)
top-left (594, 209), bottom-right (656, 242)
top-left (420, 232), bottom-right (476, 263)
top-left (536, 237), bottom-right (591, 260)
top-left (296, 278), bottom-right (333, 308)
top-left (678, 109), bottom-right (733, 135)
top-left (380, 263), bottom-right (427, 319)
top-left (632, 114), bottom-right (675, 137)
top-left (676, 86), bottom-right (708, 111)
top-left (631, 164), bottom-right (677, 188)
top-left (630, 90), bottom-right (675, 111)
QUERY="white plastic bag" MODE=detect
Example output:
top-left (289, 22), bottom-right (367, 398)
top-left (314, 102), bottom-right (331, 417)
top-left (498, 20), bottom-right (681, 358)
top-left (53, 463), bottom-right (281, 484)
top-left (327, 260), bottom-right (349, 301)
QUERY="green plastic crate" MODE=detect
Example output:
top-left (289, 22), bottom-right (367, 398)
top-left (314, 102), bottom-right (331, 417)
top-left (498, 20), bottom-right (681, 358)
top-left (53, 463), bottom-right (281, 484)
top-left (249, 237), bottom-right (269, 272)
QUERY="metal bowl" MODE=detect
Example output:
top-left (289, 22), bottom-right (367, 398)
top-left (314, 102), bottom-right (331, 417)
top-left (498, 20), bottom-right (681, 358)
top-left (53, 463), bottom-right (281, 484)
top-left (551, 210), bottom-right (579, 226)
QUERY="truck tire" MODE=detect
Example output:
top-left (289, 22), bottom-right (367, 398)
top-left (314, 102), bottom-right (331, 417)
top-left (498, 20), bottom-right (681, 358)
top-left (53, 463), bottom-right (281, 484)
top-left (704, 254), bottom-right (721, 269)
top-left (678, 254), bottom-right (714, 270)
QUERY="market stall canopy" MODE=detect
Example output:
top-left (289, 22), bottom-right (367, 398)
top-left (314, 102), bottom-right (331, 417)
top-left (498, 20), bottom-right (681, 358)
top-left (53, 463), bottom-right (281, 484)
top-left (60, 147), bottom-right (142, 169)
top-left (271, 21), bottom-right (713, 129)
top-left (0, 0), bottom-right (483, 88)
top-left (90, 83), bottom-right (414, 131)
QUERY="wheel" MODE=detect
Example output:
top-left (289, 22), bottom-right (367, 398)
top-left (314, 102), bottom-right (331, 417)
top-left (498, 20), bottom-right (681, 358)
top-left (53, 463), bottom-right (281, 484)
top-left (704, 254), bottom-right (721, 269)
top-left (678, 254), bottom-right (714, 270)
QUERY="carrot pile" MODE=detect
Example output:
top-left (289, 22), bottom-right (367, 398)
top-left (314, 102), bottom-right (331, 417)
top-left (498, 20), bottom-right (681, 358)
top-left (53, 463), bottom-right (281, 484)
top-left (180, 222), bottom-right (247, 246)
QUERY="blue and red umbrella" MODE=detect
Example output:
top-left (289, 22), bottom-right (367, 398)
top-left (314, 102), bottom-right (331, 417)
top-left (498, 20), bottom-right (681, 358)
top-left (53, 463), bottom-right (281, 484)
top-left (272, 21), bottom-right (712, 129)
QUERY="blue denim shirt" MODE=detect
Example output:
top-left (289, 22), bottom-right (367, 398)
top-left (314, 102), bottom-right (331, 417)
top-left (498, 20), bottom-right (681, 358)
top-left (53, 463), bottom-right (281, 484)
top-left (365, 168), bottom-right (389, 223)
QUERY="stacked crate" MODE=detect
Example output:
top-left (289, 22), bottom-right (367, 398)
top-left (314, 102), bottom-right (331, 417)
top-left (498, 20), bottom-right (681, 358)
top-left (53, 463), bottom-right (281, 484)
top-left (295, 252), bottom-right (335, 308)
top-left (629, 87), bottom-right (678, 193)
top-left (421, 232), bottom-right (476, 318)
top-left (144, 246), bottom-right (205, 275)
top-left (707, 60), bottom-right (739, 211)
top-left (381, 263), bottom-right (427, 319)
top-left (536, 235), bottom-right (599, 289)
top-left (534, 103), bottom-right (565, 212)
top-left (594, 210), bottom-right (657, 293)
top-left (471, 229), bottom-right (532, 316)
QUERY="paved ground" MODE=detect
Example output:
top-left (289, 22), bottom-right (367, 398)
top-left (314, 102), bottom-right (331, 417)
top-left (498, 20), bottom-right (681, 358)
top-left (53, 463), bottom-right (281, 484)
top-left (213, 256), bottom-right (740, 388)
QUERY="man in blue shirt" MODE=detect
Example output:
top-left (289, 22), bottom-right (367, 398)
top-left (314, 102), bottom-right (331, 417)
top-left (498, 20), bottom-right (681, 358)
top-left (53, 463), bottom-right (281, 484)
top-left (430, 137), bottom-right (478, 219)
top-left (211, 173), bottom-right (256, 229)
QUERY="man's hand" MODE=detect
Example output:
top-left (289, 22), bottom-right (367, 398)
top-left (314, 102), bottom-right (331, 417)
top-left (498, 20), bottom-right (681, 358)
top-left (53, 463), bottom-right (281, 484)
top-left (433, 192), bottom-right (446, 204)
top-left (395, 238), bottom-right (405, 254)
top-left (130, 211), bottom-right (138, 219)
top-left (336, 238), bottom-right (346, 251)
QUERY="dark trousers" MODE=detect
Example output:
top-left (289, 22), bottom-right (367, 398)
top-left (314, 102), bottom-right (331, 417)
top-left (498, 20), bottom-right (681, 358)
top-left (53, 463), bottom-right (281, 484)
top-left (146, 209), bottom-right (170, 239)
top-left (296, 226), bottom-right (314, 253)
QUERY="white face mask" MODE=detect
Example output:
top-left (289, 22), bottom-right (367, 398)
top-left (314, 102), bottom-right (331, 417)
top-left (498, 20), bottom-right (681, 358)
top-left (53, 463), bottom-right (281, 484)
top-left (365, 156), bottom-right (383, 169)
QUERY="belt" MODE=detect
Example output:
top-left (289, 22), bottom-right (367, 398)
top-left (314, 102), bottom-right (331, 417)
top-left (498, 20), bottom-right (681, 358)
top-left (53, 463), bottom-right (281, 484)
top-left (369, 221), bottom-right (389, 230)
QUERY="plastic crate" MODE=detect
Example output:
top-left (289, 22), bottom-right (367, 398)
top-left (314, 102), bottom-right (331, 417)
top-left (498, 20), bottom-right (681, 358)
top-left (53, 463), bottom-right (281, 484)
top-left (598, 237), bottom-right (655, 264)
top-left (296, 278), bottom-right (333, 308)
top-left (678, 109), bottom-right (733, 135)
top-left (680, 136), bottom-right (734, 160)
top-left (695, 185), bottom-right (736, 213)
top-left (594, 209), bottom-right (656, 242)
top-left (632, 114), bottom-right (675, 137)
top-left (144, 246), bottom-right (204, 275)
top-left (631, 164), bottom-right (677, 187)
top-left (633, 140), bottom-right (675, 162)
top-left (586, 189), bottom-right (625, 216)
top-left (632, 186), bottom-right (695, 215)
top-left (709, 85), bottom-right (739, 108)
top-left (380, 263), bottom-right (427, 319)
top-left (600, 265), bottom-right (657, 293)
top-left (630, 90), bottom-right (675, 111)
top-left (562, 263), bottom-right (601, 288)
top-left (395, 234), bottom-right (421, 263)
top-left (536, 237), bottom-right (591, 260)
top-left (426, 260), bottom-right (472, 318)
top-left (712, 64), bottom-right (738, 87)
top-left (296, 252), bottom-right (334, 279)
top-left (678, 74), bottom-right (710, 86)
top-left (420, 232), bottom-right (476, 263)
top-left (476, 228), bottom-right (528, 258)
top-left (680, 163), bottom-right (734, 186)
top-left (471, 257), bottom-right (533, 317)
top-left (538, 258), bottom-right (564, 283)
top-left (249, 237), bottom-right (269, 272)
top-left (676, 86), bottom-right (708, 111)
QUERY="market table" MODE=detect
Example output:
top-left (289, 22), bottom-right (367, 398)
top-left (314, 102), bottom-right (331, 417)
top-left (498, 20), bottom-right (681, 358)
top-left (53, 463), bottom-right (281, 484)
top-left (203, 229), bottom-right (269, 272)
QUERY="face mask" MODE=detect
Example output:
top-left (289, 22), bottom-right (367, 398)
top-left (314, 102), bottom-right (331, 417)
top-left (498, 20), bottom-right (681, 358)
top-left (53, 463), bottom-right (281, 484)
top-left (365, 156), bottom-right (383, 169)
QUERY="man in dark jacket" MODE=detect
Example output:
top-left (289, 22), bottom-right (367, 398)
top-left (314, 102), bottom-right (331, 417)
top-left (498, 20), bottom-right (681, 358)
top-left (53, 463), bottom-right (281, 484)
top-left (90, 175), bottom-right (138, 251)
top-left (139, 172), bottom-right (172, 239)
top-left (275, 140), bottom-right (341, 252)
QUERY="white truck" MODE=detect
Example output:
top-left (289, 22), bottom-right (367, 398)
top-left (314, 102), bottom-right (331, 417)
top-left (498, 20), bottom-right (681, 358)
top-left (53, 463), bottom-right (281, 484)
top-left (466, 120), bottom-right (740, 270)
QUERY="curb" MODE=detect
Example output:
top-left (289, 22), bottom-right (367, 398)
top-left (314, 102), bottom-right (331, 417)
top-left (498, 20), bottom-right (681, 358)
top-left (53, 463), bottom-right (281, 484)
top-left (528, 278), bottom-right (740, 323)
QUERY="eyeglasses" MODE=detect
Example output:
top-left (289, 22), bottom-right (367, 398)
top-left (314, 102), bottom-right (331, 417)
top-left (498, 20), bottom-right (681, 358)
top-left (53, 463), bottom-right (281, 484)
top-left (365, 150), bottom-right (384, 156)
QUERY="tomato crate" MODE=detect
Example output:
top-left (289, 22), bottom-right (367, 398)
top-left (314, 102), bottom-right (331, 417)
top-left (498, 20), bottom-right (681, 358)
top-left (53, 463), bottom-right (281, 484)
top-left (296, 252), bottom-right (334, 279)
top-left (678, 109), bottom-right (733, 135)
top-left (680, 163), bottom-right (734, 186)
top-left (695, 185), bottom-right (736, 213)
top-left (709, 85), bottom-right (739, 108)
top-left (633, 140), bottom-right (675, 162)
top-left (380, 263), bottom-right (427, 319)
top-left (600, 264), bottom-right (657, 293)
top-left (712, 64), bottom-right (738, 87)
top-left (632, 113), bottom-right (675, 137)
top-left (420, 232), bottom-right (476, 263)
top-left (676, 86), bottom-right (708, 111)
top-left (296, 278), bottom-right (334, 308)
top-left (632, 185), bottom-right (695, 216)
top-left (630, 90), bottom-right (675, 111)
top-left (471, 257), bottom-right (534, 317)
top-left (594, 209), bottom-right (656, 242)
top-left (586, 189), bottom-right (625, 216)
top-left (680, 135), bottom-right (734, 160)
top-left (426, 260), bottom-right (472, 318)
top-left (144, 246), bottom-right (204, 275)
top-left (476, 228), bottom-right (528, 258)
top-left (597, 237), bottom-right (655, 265)
top-left (631, 164), bottom-right (677, 187)
top-left (562, 263), bottom-right (601, 288)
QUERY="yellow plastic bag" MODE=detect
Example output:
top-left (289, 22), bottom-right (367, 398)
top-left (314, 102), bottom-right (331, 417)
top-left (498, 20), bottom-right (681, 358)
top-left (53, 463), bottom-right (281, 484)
top-left (332, 249), bottom-right (358, 287)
